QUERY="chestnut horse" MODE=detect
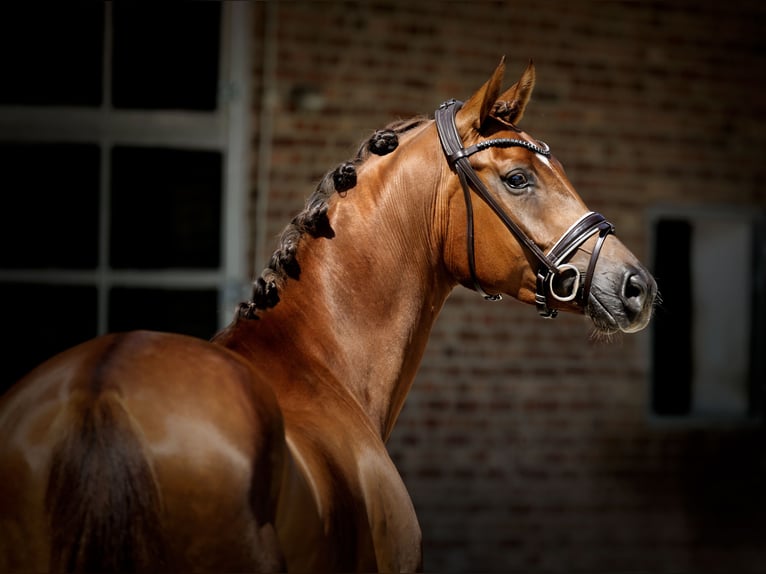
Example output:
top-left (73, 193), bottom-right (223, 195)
top-left (0, 59), bottom-right (656, 572)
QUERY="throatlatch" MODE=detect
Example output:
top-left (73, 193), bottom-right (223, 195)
top-left (434, 99), bottom-right (615, 318)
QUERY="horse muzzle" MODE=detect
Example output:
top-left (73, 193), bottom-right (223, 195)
top-left (587, 262), bottom-right (657, 334)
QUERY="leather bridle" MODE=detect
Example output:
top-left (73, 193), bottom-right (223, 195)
top-left (435, 99), bottom-right (615, 318)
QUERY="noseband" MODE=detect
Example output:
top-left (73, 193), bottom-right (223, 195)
top-left (435, 99), bottom-right (615, 318)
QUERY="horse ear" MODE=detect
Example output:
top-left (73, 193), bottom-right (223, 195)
top-left (455, 56), bottom-right (506, 136)
top-left (491, 59), bottom-right (536, 126)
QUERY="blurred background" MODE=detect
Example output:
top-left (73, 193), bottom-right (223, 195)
top-left (1, 1), bottom-right (764, 572)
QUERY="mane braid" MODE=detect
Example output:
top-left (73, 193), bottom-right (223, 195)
top-left (238, 115), bottom-right (431, 320)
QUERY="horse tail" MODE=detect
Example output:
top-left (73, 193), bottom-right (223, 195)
top-left (45, 392), bottom-right (164, 572)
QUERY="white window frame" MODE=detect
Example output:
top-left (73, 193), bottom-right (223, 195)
top-left (0, 2), bottom-right (251, 333)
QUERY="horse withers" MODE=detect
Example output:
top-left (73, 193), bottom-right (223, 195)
top-left (0, 58), bottom-right (656, 572)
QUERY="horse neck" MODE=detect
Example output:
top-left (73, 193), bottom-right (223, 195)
top-left (219, 123), bottom-right (455, 440)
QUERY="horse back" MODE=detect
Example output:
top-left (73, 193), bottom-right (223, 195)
top-left (0, 331), bottom-right (286, 572)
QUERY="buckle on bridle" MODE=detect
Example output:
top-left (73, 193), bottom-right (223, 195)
top-left (535, 266), bottom-right (581, 319)
top-left (548, 263), bottom-right (581, 302)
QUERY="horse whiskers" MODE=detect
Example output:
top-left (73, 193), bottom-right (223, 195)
top-left (588, 327), bottom-right (620, 344)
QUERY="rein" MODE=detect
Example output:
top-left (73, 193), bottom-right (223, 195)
top-left (434, 99), bottom-right (615, 318)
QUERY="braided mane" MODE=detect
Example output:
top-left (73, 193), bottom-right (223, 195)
top-left (238, 115), bottom-right (430, 319)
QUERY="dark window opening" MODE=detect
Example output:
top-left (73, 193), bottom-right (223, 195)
top-left (0, 283), bottom-right (98, 391)
top-left (108, 287), bottom-right (218, 340)
top-left (109, 146), bottom-right (222, 270)
top-left (111, 3), bottom-right (221, 111)
top-left (651, 212), bottom-right (765, 420)
top-left (651, 219), bottom-right (693, 415)
top-left (0, 143), bottom-right (100, 269)
top-left (0, 4), bottom-right (104, 107)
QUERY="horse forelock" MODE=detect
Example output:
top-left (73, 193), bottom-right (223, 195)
top-left (240, 115), bottom-right (431, 319)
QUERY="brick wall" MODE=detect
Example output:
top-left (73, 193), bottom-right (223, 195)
top-left (249, 2), bottom-right (766, 571)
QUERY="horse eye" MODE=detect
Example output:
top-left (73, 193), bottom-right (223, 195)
top-left (504, 172), bottom-right (529, 190)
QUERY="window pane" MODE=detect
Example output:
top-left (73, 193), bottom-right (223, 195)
top-left (0, 283), bottom-right (97, 393)
top-left (651, 219), bottom-right (693, 416)
top-left (690, 219), bottom-right (751, 417)
top-left (108, 287), bottom-right (218, 340)
top-left (0, 143), bottom-right (100, 269)
top-left (0, 4), bottom-right (103, 107)
top-left (110, 147), bottom-right (221, 269)
top-left (112, 3), bottom-right (221, 111)
top-left (651, 214), bottom-right (766, 420)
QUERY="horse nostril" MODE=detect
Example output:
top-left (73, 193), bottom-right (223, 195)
top-left (622, 270), bottom-right (648, 317)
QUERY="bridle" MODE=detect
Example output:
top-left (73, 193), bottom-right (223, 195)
top-left (435, 99), bottom-right (615, 318)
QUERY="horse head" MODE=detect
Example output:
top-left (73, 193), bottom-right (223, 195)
top-left (440, 58), bottom-right (656, 334)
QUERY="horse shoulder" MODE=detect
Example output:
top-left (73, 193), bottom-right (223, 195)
top-left (274, 431), bottom-right (333, 571)
top-left (356, 446), bottom-right (422, 572)
top-left (277, 400), bottom-right (421, 572)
